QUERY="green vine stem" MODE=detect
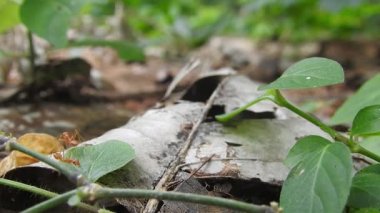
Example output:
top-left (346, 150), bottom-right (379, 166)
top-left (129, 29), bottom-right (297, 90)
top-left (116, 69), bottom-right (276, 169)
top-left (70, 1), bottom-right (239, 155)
top-left (0, 178), bottom-right (56, 198)
top-left (0, 178), bottom-right (98, 212)
top-left (22, 189), bottom-right (78, 213)
top-left (216, 93), bottom-right (275, 122)
top-left (5, 140), bottom-right (90, 185)
top-left (24, 184), bottom-right (274, 213)
top-left (4, 138), bottom-right (273, 213)
top-left (216, 89), bottom-right (380, 162)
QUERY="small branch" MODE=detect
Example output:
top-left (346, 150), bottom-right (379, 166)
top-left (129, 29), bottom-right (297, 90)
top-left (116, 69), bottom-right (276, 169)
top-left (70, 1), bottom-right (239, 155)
top-left (167, 154), bottom-right (215, 189)
top-left (144, 77), bottom-right (230, 212)
top-left (0, 178), bottom-right (98, 212)
top-left (6, 141), bottom-right (90, 185)
top-left (22, 189), bottom-right (78, 213)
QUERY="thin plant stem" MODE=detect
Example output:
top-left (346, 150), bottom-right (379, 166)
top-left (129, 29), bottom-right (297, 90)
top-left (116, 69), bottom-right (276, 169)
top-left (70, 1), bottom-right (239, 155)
top-left (22, 189), bottom-right (77, 213)
top-left (0, 178), bottom-right (56, 198)
top-left (271, 90), bottom-right (380, 162)
top-left (216, 95), bottom-right (275, 122)
top-left (216, 89), bottom-right (380, 162)
top-left (6, 141), bottom-right (90, 185)
top-left (21, 184), bottom-right (274, 213)
top-left (0, 178), bottom-right (98, 212)
top-left (93, 187), bottom-right (273, 213)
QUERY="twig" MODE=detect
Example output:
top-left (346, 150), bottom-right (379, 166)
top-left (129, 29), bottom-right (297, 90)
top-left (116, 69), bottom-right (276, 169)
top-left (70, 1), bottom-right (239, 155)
top-left (167, 154), bottom-right (215, 189)
top-left (143, 77), bottom-right (230, 212)
top-left (177, 157), bottom-right (276, 169)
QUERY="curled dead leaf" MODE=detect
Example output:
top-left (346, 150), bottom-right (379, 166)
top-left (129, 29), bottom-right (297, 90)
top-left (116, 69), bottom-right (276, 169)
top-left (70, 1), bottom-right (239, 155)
top-left (0, 133), bottom-right (64, 176)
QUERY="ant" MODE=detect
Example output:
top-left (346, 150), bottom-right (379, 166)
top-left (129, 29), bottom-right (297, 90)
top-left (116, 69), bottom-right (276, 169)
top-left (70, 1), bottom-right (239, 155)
top-left (53, 152), bottom-right (80, 166)
top-left (54, 130), bottom-right (82, 166)
top-left (58, 129), bottom-right (82, 148)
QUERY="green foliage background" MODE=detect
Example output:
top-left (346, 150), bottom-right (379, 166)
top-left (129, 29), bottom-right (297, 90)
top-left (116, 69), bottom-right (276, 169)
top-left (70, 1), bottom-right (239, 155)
top-left (2, 0), bottom-right (380, 49)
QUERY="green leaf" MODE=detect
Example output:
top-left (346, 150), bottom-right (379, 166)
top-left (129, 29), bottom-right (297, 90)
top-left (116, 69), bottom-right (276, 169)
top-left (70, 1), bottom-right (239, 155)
top-left (284, 135), bottom-right (332, 168)
top-left (0, 0), bottom-right (20, 33)
top-left (20, 0), bottom-right (78, 47)
top-left (259, 57), bottom-right (344, 90)
top-left (331, 74), bottom-right (380, 125)
top-left (65, 140), bottom-right (135, 182)
top-left (280, 142), bottom-right (352, 213)
top-left (352, 105), bottom-right (380, 136)
top-left (348, 164), bottom-right (380, 208)
top-left (361, 136), bottom-right (380, 157)
top-left (71, 39), bottom-right (145, 62)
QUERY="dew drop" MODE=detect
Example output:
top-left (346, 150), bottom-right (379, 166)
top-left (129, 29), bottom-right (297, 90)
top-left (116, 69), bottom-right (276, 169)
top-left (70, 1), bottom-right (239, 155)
top-left (299, 169), bottom-right (305, 176)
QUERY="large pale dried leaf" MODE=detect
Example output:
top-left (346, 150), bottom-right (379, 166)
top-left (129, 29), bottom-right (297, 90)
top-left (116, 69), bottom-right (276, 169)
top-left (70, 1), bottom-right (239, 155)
top-left (14, 133), bottom-right (64, 166)
top-left (0, 133), bottom-right (63, 176)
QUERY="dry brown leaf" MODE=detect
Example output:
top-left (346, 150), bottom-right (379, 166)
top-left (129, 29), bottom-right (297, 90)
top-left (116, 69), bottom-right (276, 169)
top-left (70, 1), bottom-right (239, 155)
top-left (14, 133), bottom-right (64, 166)
top-left (0, 133), bottom-right (64, 176)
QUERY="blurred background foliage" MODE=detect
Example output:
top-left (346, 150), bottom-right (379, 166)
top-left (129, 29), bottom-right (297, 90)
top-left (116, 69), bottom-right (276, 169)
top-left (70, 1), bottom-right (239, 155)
top-left (1, 0), bottom-right (380, 56)
top-left (118, 0), bottom-right (380, 44)
top-left (106, 0), bottom-right (380, 44)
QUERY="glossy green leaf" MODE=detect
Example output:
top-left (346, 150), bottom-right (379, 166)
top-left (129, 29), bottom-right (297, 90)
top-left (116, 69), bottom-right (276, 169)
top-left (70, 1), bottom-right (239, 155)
top-left (259, 57), bottom-right (344, 90)
top-left (348, 164), bottom-right (380, 208)
top-left (0, 0), bottom-right (20, 33)
top-left (71, 39), bottom-right (145, 62)
top-left (331, 74), bottom-right (380, 125)
top-left (352, 105), bottom-right (380, 136)
top-left (20, 0), bottom-right (78, 47)
top-left (280, 142), bottom-right (352, 213)
top-left (65, 140), bottom-right (135, 182)
top-left (284, 135), bottom-right (332, 168)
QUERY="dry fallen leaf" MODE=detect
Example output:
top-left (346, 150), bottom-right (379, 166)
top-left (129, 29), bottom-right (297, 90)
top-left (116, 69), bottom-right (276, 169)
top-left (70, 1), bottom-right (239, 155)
top-left (0, 133), bottom-right (64, 176)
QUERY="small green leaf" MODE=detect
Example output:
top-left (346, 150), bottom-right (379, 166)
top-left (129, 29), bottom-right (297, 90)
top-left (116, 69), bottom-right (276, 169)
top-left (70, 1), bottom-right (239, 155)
top-left (284, 135), bottom-right (332, 168)
top-left (65, 140), bottom-right (135, 182)
top-left (348, 164), bottom-right (380, 208)
top-left (331, 74), bottom-right (380, 125)
top-left (71, 39), bottom-right (145, 62)
top-left (352, 105), bottom-right (380, 136)
top-left (259, 57), bottom-right (344, 90)
top-left (20, 0), bottom-right (78, 47)
top-left (0, 0), bottom-right (20, 33)
top-left (280, 142), bottom-right (352, 213)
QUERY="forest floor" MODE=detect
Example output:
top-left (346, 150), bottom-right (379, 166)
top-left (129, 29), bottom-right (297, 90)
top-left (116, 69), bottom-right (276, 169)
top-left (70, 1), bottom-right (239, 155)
top-left (1, 37), bottom-right (379, 140)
